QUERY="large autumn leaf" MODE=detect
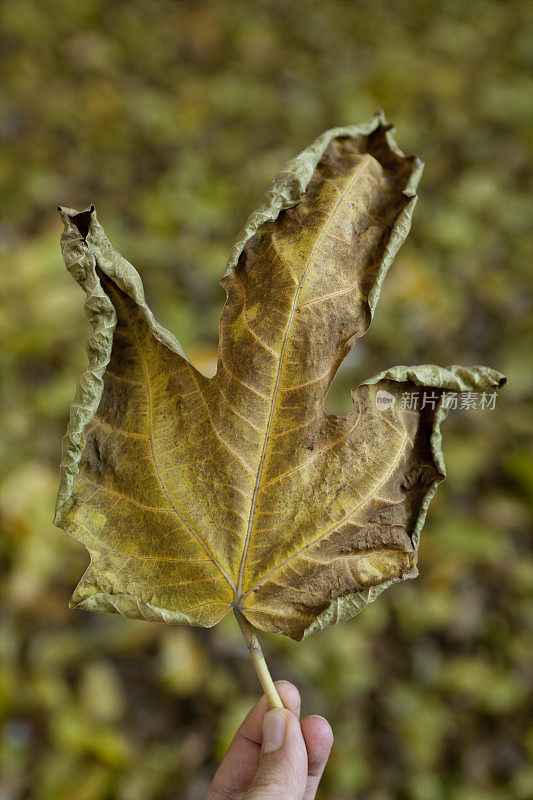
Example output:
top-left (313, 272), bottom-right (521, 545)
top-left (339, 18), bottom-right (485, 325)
top-left (55, 113), bottom-right (505, 646)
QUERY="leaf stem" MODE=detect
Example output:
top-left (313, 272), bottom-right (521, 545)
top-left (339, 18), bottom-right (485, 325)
top-left (234, 609), bottom-right (284, 708)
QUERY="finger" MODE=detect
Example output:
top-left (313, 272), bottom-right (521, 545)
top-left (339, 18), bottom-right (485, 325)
top-left (238, 681), bottom-right (301, 744)
top-left (244, 707), bottom-right (308, 799)
top-left (300, 715), bottom-right (334, 800)
top-left (207, 682), bottom-right (300, 800)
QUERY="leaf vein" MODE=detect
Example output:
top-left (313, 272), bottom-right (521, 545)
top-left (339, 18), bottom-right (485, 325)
top-left (258, 415), bottom-right (360, 492)
top-left (107, 285), bottom-right (237, 593)
top-left (187, 363), bottom-right (256, 475)
top-left (236, 160), bottom-right (368, 596)
top-left (92, 416), bottom-right (149, 440)
top-left (241, 434), bottom-right (408, 598)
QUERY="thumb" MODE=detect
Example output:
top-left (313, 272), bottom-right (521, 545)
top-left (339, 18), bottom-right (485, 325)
top-left (244, 708), bottom-right (308, 800)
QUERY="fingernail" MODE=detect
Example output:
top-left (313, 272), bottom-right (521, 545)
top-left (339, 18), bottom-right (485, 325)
top-left (263, 708), bottom-right (287, 753)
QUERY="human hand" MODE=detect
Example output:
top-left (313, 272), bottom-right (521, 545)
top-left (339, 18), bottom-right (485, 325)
top-left (206, 681), bottom-right (333, 800)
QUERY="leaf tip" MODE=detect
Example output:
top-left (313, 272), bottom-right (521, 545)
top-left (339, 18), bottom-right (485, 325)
top-left (497, 374), bottom-right (508, 389)
top-left (57, 204), bottom-right (97, 241)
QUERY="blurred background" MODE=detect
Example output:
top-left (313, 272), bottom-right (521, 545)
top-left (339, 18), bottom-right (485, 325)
top-left (1, 1), bottom-right (532, 798)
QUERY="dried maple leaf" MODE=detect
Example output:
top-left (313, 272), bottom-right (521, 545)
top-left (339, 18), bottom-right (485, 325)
top-left (55, 113), bottom-right (505, 704)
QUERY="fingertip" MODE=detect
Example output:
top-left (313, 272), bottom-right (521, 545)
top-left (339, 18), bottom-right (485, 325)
top-left (302, 714), bottom-right (334, 746)
top-left (303, 714), bottom-right (333, 740)
top-left (273, 680), bottom-right (301, 717)
top-left (301, 714), bottom-right (334, 775)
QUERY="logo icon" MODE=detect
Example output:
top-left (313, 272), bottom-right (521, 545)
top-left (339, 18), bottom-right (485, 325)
top-left (375, 390), bottom-right (395, 411)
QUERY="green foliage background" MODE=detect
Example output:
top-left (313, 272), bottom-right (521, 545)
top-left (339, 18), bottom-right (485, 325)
top-left (1, 1), bottom-right (532, 798)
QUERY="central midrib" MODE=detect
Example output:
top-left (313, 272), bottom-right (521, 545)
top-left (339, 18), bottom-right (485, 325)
top-left (235, 158), bottom-right (367, 600)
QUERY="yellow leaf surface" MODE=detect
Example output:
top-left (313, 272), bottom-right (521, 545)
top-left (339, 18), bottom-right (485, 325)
top-left (55, 115), bottom-right (505, 640)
